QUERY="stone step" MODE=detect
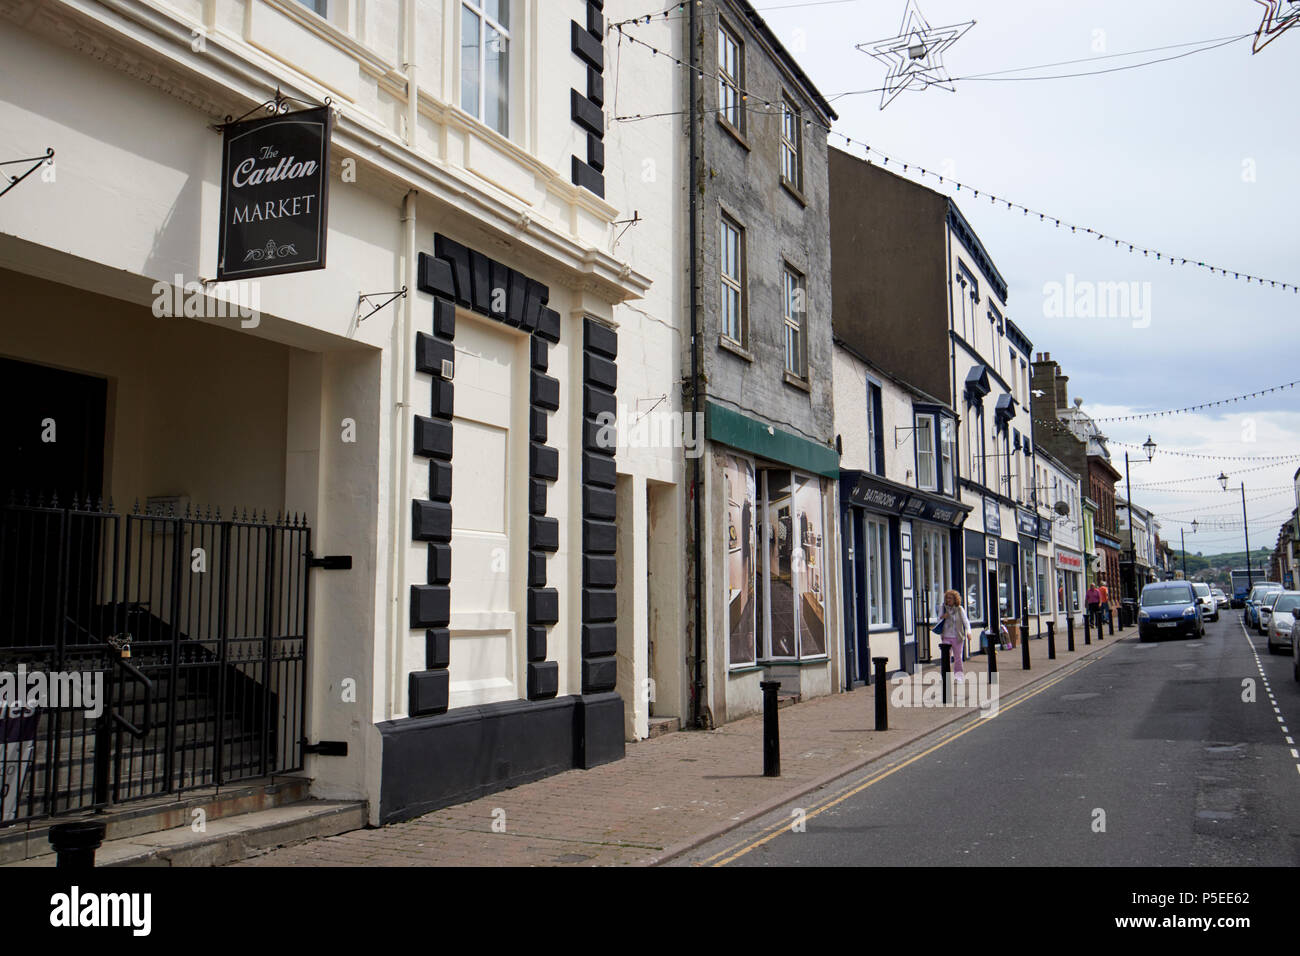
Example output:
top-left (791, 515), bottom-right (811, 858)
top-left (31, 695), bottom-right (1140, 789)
top-left (0, 776), bottom-right (333, 865)
top-left (10, 800), bottom-right (367, 868)
top-left (645, 716), bottom-right (680, 739)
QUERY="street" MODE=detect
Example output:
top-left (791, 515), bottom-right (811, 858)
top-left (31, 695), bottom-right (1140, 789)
top-left (682, 612), bottom-right (1300, 866)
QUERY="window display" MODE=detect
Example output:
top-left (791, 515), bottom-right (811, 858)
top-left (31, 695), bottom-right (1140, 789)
top-left (725, 455), bottom-right (756, 667)
top-left (966, 556), bottom-right (983, 623)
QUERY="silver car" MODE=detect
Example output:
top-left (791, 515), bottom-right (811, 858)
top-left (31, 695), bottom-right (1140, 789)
top-left (1194, 582), bottom-right (1219, 623)
top-left (1212, 588), bottom-right (1229, 609)
top-left (1267, 591), bottom-right (1300, 654)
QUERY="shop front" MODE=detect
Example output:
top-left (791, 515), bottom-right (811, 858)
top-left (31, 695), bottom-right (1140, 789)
top-left (708, 404), bottom-right (842, 722)
top-left (1055, 547), bottom-right (1085, 625)
top-left (1017, 508), bottom-right (1042, 638)
top-left (840, 472), bottom-right (968, 679)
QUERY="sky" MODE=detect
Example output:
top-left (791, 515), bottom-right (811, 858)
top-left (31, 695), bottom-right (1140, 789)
top-left (750, 0), bottom-right (1300, 556)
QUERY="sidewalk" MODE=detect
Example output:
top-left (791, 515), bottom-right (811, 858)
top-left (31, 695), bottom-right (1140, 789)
top-left (237, 627), bottom-right (1122, 867)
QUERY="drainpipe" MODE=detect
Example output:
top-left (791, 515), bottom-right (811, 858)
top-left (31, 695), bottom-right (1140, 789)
top-left (688, 1), bottom-right (704, 728)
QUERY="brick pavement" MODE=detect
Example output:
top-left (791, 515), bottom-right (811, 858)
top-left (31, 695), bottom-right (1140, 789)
top-left (237, 626), bottom-right (1121, 866)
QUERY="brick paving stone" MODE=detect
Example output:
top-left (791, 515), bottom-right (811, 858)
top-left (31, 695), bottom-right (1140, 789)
top-left (233, 634), bottom-right (1119, 867)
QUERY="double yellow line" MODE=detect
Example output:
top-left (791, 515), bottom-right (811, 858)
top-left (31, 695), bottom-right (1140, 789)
top-left (700, 655), bottom-right (1107, 866)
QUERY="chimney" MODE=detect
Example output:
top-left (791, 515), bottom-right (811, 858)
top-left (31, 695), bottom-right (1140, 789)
top-left (1055, 373), bottom-right (1069, 411)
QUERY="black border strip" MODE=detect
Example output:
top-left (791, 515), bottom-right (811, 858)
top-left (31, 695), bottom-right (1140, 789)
top-left (570, 1), bottom-right (606, 198)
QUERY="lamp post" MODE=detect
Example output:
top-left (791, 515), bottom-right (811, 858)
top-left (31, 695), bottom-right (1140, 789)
top-left (1180, 518), bottom-right (1197, 579)
top-left (1123, 436), bottom-right (1157, 604)
top-left (1218, 472), bottom-right (1253, 591)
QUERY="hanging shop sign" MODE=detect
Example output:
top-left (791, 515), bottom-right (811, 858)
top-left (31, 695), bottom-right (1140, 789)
top-left (218, 106), bottom-right (331, 280)
top-left (983, 497), bottom-right (1001, 536)
top-left (1016, 508), bottom-right (1039, 538)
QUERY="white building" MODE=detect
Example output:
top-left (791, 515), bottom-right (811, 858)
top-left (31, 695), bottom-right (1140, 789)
top-left (833, 344), bottom-right (971, 676)
top-left (0, 0), bottom-right (673, 827)
top-left (1036, 449), bottom-right (1085, 630)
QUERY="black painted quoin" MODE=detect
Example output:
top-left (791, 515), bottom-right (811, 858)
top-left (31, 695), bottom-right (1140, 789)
top-left (570, 1), bottom-right (606, 198)
top-left (377, 233), bottom-right (623, 824)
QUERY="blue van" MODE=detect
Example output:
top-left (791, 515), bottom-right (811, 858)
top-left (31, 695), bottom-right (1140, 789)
top-left (1137, 581), bottom-right (1203, 642)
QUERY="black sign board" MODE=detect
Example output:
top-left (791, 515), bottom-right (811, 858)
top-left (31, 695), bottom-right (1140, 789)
top-left (218, 106), bottom-right (331, 280)
top-left (1016, 508), bottom-right (1039, 538)
top-left (849, 474), bottom-right (909, 514)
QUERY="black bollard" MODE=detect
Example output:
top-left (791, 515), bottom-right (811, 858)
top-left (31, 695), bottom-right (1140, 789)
top-left (872, 657), bottom-right (889, 731)
top-left (49, 821), bottom-right (106, 869)
top-left (987, 633), bottom-right (998, 675)
top-left (1046, 620), bottom-right (1057, 660)
top-left (760, 680), bottom-right (781, 776)
top-left (1066, 616), bottom-right (1075, 652)
top-left (1108, 607), bottom-right (1115, 635)
top-left (1084, 611), bottom-right (1091, 644)
top-left (1021, 624), bottom-right (1031, 670)
top-left (940, 642), bottom-right (951, 705)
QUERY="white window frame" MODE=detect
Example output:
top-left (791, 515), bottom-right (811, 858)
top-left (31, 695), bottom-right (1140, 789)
top-left (461, 0), bottom-right (511, 136)
top-left (940, 416), bottom-right (955, 495)
top-left (914, 413), bottom-right (936, 491)
top-left (720, 213), bottom-right (745, 344)
top-left (866, 515), bottom-right (892, 628)
top-left (782, 265), bottom-right (806, 379)
top-left (717, 22), bottom-right (743, 132)
top-left (780, 96), bottom-right (802, 189)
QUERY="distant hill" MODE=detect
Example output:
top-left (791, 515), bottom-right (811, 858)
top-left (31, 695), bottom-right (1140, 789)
top-left (1172, 548), bottom-right (1275, 586)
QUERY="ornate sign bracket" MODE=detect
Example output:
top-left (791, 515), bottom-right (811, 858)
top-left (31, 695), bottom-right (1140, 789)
top-left (1, 147), bottom-right (54, 199)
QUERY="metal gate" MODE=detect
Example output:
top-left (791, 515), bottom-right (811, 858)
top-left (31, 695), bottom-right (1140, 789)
top-left (0, 496), bottom-right (310, 825)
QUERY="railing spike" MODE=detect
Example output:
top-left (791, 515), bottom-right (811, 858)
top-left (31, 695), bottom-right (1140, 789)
top-left (49, 490), bottom-right (58, 509)
top-left (132, 498), bottom-right (140, 515)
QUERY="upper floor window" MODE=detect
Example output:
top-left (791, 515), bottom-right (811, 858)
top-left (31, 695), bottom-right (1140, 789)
top-left (295, 0), bottom-right (328, 15)
top-left (780, 98), bottom-right (802, 190)
top-left (462, 0), bottom-right (510, 136)
top-left (720, 213), bottom-right (745, 344)
top-left (940, 417), bottom-right (955, 494)
top-left (718, 23), bottom-right (744, 132)
top-left (866, 381), bottom-right (884, 477)
top-left (782, 266), bottom-right (806, 379)
top-left (915, 414), bottom-right (936, 491)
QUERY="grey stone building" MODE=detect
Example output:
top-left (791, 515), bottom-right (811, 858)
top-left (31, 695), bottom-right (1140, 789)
top-left (682, 0), bottom-right (842, 726)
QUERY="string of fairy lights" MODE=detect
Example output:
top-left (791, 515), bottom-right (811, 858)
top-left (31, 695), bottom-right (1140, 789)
top-left (608, 15), bottom-right (1300, 294)
top-left (1091, 380), bottom-right (1300, 422)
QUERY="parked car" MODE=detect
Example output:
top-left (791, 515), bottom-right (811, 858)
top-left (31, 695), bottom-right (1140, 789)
top-left (1193, 582), bottom-right (1219, 622)
top-left (1259, 589), bottom-right (1285, 637)
top-left (1291, 609), bottom-right (1300, 681)
top-left (1266, 591), bottom-right (1300, 654)
top-left (1137, 581), bottom-right (1203, 642)
top-left (1246, 584), bottom-right (1283, 629)
top-left (1212, 588), bottom-right (1229, 609)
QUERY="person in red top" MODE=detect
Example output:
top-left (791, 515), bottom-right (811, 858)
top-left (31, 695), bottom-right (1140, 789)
top-left (1098, 582), bottom-right (1111, 625)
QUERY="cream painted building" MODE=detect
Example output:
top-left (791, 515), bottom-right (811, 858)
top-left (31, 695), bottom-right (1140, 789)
top-left (0, 0), bottom-right (682, 827)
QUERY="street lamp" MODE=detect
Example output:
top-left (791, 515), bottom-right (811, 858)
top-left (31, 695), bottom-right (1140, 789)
top-left (1218, 471), bottom-right (1253, 591)
top-left (1181, 518), bottom-right (1197, 579)
top-left (1123, 436), bottom-right (1157, 608)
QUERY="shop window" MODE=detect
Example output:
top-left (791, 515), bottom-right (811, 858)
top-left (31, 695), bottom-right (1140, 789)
top-left (965, 556), bottom-right (984, 623)
top-left (1037, 555), bottom-right (1051, 614)
top-left (725, 455), bottom-right (757, 668)
top-left (762, 470), bottom-right (826, 659)
top-left (917, 526), bottom-right (949, 623)
top-left (1023, 548), bottom-right (1037, 615)
top-left (998, 560), bottom-right (1014, 618)
top-left (866, 515), bottom-right (892, 627)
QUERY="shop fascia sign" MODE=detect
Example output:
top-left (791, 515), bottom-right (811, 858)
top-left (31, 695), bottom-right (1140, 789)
top-left (1056, 550), bottom-right (1083, 571)
top-left (983, 497), bottom-right (1001, 536)
top-left (217, 105), bottom-right (331, 280)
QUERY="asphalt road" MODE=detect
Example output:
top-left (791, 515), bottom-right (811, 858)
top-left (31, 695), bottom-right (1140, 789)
top-left (681, 610), bottom-right (1300, 866)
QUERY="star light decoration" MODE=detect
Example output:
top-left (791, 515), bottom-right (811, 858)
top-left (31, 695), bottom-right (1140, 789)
top-left (1252, 0), bottom-right (1300, 53)
top-left (857, 0), bottom-right (975, 110)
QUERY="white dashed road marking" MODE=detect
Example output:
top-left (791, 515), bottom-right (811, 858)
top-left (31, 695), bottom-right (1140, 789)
top-left (1240, 616), bottom-right (1300, 780)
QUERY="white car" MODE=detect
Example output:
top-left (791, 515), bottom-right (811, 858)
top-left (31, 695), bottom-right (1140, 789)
top-left (1193, 582), bottom-right (1219, 623)
top-left (1259, 590), bottom-right (1284, 636)
top-left (1212, 588), bottom-right (1229, 609)
top-left (1267, 591), bottom-right (1300, 654)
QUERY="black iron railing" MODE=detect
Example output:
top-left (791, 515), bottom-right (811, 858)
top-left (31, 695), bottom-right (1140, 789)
top-left (0, 495), bottom-right (309, 825)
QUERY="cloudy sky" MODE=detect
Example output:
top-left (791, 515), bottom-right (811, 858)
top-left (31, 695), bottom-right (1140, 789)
top-left (756, 0), bottom-right (1300, 554)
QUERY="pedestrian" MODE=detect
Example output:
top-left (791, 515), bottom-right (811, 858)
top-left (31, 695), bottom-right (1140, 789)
top-left (1085, 582), bottom-right (1101, 630)
top-left (1098, 582), bottom-right (1110, 624)
top-left (938, 589), bottom-right (971, 681)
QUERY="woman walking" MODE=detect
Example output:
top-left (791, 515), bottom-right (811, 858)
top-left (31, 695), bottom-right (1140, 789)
top-left (938, 589), bottom-right (971, 681)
